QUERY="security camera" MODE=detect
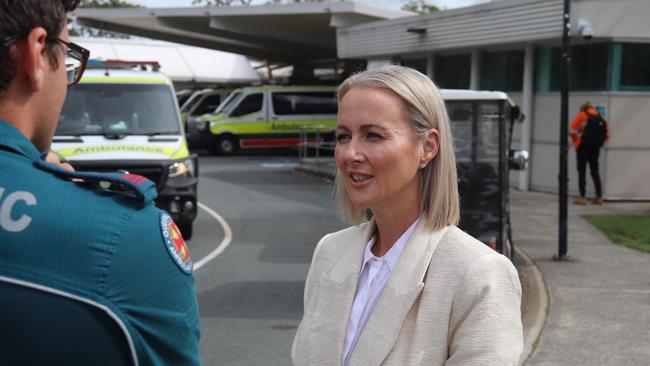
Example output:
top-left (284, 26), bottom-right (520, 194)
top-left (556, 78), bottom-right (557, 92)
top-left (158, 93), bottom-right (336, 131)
top-left (577, 19), bottom-right (593, 41)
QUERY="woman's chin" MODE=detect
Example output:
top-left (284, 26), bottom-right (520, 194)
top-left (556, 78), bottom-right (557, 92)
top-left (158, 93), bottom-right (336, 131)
top-left (350, 199), bottom-right (374, 212)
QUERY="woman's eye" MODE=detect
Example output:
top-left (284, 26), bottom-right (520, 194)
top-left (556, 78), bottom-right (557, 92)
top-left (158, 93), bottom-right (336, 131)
top-left (336, 134), bottom-right (351, 142)
top-left (366, 132), bottom-right (382, 139)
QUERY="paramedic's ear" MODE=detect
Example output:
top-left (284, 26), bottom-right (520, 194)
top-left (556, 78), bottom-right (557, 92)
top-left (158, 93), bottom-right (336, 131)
top-left (16, 27), bottom-right (49, 91)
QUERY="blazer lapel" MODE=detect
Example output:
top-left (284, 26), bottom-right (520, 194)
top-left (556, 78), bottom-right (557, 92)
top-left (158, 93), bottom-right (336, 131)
top-left (349, 222), bottom-right (449, 365)
top-left (307, 221), bottom-right (375, 365)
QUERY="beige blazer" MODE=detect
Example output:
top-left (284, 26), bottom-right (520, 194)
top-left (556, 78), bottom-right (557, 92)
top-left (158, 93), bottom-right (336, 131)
top-left (292, 220), bottom-right (523, 366)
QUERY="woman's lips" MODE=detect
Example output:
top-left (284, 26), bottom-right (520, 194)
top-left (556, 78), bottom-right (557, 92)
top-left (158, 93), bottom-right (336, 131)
top-left (348, 172), bottom-right (373, 188)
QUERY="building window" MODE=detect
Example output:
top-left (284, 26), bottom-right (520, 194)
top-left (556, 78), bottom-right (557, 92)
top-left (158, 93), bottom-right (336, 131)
top-left (568, 43), bottom-right (610, 91)
top-left (480, 50), bottom-right (524, 92)
top-left (434, 54), bottom-right (470, 89)
top-left (401, 58), bottom-right (428, 75)
top-left (534, 47), bottom-right (552, 92)
top-left (538, 43), bottom-right (611, 92)
top-left (621, 43), bottom-right (650, 90)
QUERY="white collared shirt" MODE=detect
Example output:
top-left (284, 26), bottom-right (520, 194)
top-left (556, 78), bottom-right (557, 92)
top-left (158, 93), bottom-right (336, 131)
top-left (341, 218), bottom-right (420, 366)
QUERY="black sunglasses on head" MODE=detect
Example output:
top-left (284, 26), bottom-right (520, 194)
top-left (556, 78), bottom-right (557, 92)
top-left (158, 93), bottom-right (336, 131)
top-left (3, 35), bottom-right (90, 87)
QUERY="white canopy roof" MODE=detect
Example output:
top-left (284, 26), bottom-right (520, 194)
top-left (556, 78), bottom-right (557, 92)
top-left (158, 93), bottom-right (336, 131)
top-left (72, 36), bottom-right (261, 84)
top-left (73, 2), bottom-right (412, 64)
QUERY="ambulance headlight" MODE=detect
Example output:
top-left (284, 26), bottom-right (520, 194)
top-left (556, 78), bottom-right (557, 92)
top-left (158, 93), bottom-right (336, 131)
top-left (168, 159), bottom-right (195, 178)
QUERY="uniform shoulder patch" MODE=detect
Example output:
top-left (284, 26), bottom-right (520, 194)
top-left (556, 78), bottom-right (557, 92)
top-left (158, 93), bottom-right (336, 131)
top-left (34, 160), bottom-right (158, 207)
top-left (160, 212), bottom-right (192, 274)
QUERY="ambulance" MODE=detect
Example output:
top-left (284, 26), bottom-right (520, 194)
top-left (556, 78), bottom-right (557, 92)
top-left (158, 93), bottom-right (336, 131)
top-left (52, 60), bottom-right (198, 239)
top-left (180, 87), bottom-right (232, 135)
top-left (186, 85), bottom-right (338, 155)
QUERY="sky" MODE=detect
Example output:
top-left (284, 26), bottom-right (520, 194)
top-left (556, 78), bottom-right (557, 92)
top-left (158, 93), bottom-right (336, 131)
top-left (131, 0), bottom-right (490, 11)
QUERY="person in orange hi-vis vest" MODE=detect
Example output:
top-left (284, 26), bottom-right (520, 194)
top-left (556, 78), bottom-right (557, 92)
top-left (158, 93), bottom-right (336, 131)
top-left (569, 101), bottom-right (610, 205)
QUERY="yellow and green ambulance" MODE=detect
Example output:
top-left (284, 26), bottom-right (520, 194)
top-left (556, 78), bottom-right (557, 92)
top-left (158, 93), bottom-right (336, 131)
top-left (181, 87), bottom-right (233, 132)
top-left (187, 85), bottom-right (338, 155)
top-left (52, 62), bottom-right (198, 239)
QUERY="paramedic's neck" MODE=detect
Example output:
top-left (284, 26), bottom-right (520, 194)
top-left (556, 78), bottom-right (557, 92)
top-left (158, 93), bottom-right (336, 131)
top-left (0, 90), bottom-right (51, 152)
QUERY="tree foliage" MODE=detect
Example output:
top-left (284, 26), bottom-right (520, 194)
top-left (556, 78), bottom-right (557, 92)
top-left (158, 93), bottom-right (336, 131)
top-left (401, 0), bottom-right (439, 14)
top-left (79, 0), bottom-right (140, 8)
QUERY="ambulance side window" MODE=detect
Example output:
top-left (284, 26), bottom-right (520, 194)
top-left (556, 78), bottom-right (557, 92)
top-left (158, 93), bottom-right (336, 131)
top-left (271, 91), bottom-right (337, 115)
top-left (230, 93), bottom-right (263, 117)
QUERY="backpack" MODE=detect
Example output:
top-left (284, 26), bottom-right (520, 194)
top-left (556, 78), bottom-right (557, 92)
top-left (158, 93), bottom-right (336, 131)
top-left (581, 112), bottom-right (607, 149)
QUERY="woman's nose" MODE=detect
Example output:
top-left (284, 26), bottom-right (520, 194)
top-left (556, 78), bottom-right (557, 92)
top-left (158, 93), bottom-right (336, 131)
top-left (341, 138), bottom-right (364, 163)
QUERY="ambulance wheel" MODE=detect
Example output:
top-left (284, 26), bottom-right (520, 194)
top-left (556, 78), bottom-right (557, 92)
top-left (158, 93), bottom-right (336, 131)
top-left (178, 221), bottom-right (193, 241)
top-left (212, 135), bottom-right (237, 156)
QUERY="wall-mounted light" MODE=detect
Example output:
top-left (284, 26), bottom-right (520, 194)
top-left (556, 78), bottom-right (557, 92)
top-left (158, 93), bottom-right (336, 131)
top-left (577, 19), bottom-right (593, 41)
top-left (407, 27), bottom-right (427, 34)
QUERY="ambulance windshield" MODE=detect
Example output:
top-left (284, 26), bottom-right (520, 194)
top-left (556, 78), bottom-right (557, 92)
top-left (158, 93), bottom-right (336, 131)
top-left (213, 91), bottom-right (241, 115)
top-left (56, 84), bottom-right (181, 136)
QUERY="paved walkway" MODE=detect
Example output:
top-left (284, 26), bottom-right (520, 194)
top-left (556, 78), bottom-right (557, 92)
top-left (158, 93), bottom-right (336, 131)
top-left (511, 190), bottom-right (650, 365)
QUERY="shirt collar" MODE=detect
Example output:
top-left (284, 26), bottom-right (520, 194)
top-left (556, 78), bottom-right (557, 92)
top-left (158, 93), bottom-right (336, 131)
top-left (360, 217), bottom-right (421, 275)
top-left (0, 119), bottom-right (43, 162)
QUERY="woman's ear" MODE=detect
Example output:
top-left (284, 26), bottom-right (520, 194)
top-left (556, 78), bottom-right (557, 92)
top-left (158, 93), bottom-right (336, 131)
top-left (421, 128), bottom-right (440, 167)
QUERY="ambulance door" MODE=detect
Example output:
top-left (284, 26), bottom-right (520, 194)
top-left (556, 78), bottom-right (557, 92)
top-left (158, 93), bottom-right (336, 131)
top-left (226, 91), bottom-right (265, 149)
top-left (268, 90), bottom-right (313, 147)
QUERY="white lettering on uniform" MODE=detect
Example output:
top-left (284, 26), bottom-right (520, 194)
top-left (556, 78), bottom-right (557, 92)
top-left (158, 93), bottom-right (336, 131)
top-left (0, 188), bottom-right (37, 232)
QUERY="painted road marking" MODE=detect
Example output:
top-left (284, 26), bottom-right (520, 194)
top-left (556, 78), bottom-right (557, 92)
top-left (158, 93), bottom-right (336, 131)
top-left (194, 202), bottom-right (233, 271)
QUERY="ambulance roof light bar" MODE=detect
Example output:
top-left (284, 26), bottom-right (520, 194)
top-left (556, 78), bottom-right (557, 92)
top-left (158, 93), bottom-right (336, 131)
top-left (87, 59), bottom-right (161, 72)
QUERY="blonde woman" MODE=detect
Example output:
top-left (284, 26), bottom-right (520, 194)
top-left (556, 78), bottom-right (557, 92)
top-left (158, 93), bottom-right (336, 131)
top-left (292, 66), bottom-right (523, 366)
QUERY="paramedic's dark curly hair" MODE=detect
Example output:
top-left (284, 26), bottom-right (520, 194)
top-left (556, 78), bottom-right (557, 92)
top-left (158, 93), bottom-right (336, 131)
top-left (0, 0), bottom-right (80, 93)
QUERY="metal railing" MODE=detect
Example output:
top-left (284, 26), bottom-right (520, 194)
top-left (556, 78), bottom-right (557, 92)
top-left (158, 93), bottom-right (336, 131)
top-left (298, 125), bottom-right (335, 164)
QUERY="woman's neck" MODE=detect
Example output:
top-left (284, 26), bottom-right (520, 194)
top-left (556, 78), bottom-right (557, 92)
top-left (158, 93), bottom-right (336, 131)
top-left (371, 207), bottom-right (420, 257)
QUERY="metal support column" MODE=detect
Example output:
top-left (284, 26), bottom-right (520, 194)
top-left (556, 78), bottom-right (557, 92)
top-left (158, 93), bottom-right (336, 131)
top-left (556, 0), bottom-right (571, 260)
top-left (426, 53), bottom-right (435, 80)
top-left (519, 44), bottom-right (534, 191)
top-left (470, 50), bottom-right (481, 90)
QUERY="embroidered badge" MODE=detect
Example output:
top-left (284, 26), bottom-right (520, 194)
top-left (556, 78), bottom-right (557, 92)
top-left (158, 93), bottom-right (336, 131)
top-left (160, 212), bottom-right (192, 274)
top-left (121, 173), bottom-right (149, 185)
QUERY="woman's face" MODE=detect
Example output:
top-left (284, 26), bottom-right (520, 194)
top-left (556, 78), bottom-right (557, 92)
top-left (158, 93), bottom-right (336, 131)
top-left (336, 86), bottom-right (428, 215)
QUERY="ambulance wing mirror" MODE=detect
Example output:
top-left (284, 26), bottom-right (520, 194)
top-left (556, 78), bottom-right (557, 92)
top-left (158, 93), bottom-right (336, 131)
top-left (509, 149), bottom-right (529, 170)
top-left (510, 105), bottom-right (525, 123)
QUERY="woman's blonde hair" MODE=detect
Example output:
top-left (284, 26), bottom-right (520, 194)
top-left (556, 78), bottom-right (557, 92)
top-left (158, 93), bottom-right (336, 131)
top-left (335, 65), bottom-right (460, 230)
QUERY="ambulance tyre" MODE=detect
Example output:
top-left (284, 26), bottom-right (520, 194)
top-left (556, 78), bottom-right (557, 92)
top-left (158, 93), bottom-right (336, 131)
top-left (178, 220), bottom-right (193, 241)
top-left (212, 135), bottom-right (238, 156)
